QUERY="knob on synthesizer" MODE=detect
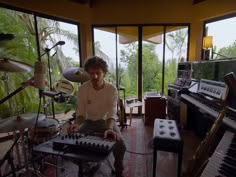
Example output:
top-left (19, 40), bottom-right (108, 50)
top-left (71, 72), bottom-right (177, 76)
top-left (52, 133), bottom-right (117, 154)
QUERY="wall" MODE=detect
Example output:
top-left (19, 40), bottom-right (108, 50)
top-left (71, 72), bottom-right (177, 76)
top-left (0, 0), bottom-right (236, 62)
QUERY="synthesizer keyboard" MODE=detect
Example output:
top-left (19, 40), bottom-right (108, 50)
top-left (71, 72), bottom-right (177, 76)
top-left (181, 94), bottom-right (236, 132)
top-left (200, 131), bottom-right (236, 177)
top-left (52, 133), bottom-right (117, 154)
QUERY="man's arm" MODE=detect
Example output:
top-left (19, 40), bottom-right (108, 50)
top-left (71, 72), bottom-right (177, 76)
top-left (104, 118), bottom-right (120, 140)
top-left (76, 115), bottom-right (85, 126)
top-left (106, 118), bottom-right (115, 130)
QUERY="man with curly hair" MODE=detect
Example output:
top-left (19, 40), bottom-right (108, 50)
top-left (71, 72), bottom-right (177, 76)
top-left (73, 56), bottom-right (126, 177)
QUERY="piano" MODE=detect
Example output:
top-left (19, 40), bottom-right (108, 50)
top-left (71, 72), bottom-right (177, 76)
top-left (200, 130), bottom-right (236, 177)
top-left (180, 78), bottom-right (236, 177)
top-left (180, 79), bottom-right (236, 132)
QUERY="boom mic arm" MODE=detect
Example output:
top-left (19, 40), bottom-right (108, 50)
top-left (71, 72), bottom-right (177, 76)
top-left (42, 91), bottom-right (70, 103)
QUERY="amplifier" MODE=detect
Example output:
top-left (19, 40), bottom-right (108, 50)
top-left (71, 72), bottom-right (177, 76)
top-left (52, 133), bottom-right (117, 154)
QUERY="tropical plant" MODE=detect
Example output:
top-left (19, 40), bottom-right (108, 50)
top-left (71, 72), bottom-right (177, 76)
top-left (0, 7), bottom-right (79, 118)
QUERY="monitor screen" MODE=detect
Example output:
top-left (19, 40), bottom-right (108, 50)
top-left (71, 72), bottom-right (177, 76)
top-left (191, 61), bottom-right (215, 80)
top-left (191, 59), bottom-right (236, 81)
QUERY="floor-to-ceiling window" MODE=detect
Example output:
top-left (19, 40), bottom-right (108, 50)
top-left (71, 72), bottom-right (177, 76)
top-left (93, 24), bottom-right (189, 111)
top-left (0, 7), bottom-right (81, 118)
top-left (204, 14), bottom-right (236, 60)
top-left (142, 26), bottom-right (164, 95)
top-left (93, 26), bottom-right (139, 101)
top-left (164, 26), bottom-right (189, 95)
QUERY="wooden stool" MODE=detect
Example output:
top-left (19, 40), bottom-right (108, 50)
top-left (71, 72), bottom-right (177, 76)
top-left (153, 119), bottom-right (183, 177)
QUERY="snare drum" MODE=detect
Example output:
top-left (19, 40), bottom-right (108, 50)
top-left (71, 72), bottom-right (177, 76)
top-left (29, 118), bottom-right (60, 143)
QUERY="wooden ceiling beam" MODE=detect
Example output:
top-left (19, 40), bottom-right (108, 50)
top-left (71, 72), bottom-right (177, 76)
top-left (192, 0), bottom-right (206, 5)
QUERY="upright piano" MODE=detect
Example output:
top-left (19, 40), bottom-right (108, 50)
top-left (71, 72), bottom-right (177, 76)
top-left (180, 78), bottom-right (236, 177)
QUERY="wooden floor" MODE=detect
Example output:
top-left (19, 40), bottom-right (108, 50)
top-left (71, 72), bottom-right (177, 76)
top-left (55, 117), bottom-right (201, 177)
top-left (0, 115), bottom-right (201, 177)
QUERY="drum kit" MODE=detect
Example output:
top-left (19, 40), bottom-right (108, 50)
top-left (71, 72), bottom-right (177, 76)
top-left (0, 33), bottom-right (89, 177)
top-left (0, 35), bottom-right (90, 176)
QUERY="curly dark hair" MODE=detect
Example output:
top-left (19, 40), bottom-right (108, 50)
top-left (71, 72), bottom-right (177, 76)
top-left (84, 56), bottom-right (108, 73)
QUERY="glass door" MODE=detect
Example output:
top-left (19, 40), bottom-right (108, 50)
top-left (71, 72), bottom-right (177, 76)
top-left (142, 26), bottom-right (164, 95)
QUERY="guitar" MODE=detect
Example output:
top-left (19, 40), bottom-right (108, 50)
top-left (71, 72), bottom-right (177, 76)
top-left (182, 88), bottom-right (229, 177)
top-left (118, 98), bottom-right (126, 127)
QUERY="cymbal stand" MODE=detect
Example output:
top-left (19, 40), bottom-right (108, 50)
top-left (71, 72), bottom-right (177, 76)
top-left (0, 77), bottom-right (33, 105)
top-left (1, 73), bottom-right (12, 112)
top-left (13, 131), bottom-right (21, 169)
top-left (19, 129), bottom-right (30, 177)
top-left (0, 136), bottom-right (20, 177)
top-left (43, 97), bottom-right (53, 118)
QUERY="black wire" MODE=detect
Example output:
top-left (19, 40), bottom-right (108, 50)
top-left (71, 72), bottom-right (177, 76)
top-left (125, 140), bottom-right (153, 155)
top-left (125, 149), bottom-right (153, 155)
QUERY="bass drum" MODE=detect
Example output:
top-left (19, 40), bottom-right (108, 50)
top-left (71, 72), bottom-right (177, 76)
top-left (29, 118), bottom-right (60, 144)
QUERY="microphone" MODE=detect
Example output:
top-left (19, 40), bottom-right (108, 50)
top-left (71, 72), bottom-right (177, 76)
top-left (45, 41), bottom-right (66, 53)
top-left (34, 61), bottom-right (46, 90)
top-left (50, 41), bottom-right (65, 50)
top-left (55, 41), bottom-right (65, 46)
top-left (42, 91), bottom-right (70, 103)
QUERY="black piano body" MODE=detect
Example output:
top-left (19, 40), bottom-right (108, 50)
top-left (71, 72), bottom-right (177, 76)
top-left (180, 79), bottom-right (236, 136)
top-left (179, 78), bottom-right (236, 177)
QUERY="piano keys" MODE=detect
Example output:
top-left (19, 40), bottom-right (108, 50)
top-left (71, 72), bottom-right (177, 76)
top-left (200, 131), bottom-right (236, 177)
top-left (180, 78), bottom-right (236, 133)
top-left (181, 93), bottom-right (236, 132)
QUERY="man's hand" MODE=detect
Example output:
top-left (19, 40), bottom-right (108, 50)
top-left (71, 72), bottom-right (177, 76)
top-left (67, 123), bottom-right (79, 134)
top-left (104, 129), bottom-right (120, 141)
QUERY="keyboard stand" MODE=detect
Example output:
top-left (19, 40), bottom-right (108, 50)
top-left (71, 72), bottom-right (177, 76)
top-left (32, 141), bottom-right (112, 177)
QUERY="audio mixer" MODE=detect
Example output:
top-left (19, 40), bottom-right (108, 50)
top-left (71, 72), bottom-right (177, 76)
top-left (52, 133), bottom-right (117, 154)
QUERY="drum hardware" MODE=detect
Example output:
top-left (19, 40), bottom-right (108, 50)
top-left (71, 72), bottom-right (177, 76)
top-left (0, 129), bottom-right (30, 177)
top-left (1, 72), bottom-right (13, 112)
top-left (0, 77), bottom-right (34, 105)
top-left (0, 58), bottom-right (33, 115)
top-left (39, 41), bottom-right (66, 119)
top-left (42, 90), bottom-right (71, 103)
top-left (29, 118), bottom-right (60, 144)
top-left (13, 131), bottom-right (21, 169)
top-left (0, 136), bottom-right (20, 177)
top-left (0, 113), bottom-right (46, 133)
top-left (63, 67), bottom-right (89, 83)
top-left (54, 79), bottom-right (74, 95)
top-left (0, 58), bottom-right (32, 73)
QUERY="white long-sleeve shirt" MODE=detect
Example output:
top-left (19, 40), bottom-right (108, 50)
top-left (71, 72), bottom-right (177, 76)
top-left (77, 81), bottom-right (118, 121)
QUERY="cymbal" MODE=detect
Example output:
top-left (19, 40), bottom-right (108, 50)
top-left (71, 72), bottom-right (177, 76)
top-left (0, 113), bottom-right (46, 133)
top-left (0, 58), bottom-right (33, 72)
top-left (63, 67), bottom-right (89, 83)
top-left (0, 33), bottom-right (14, 41)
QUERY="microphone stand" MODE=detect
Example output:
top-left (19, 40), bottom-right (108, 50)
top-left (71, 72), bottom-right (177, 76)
top-left (39, 41), bottom-right (65, 119)
top-left (44, 47), bottom-right (55, 119)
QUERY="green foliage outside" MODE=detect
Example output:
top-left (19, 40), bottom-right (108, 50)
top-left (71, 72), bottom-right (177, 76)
top-left (119, 43), bottom-right (163, 97)
top-left (214, 42), bottom-right (236, 59)
top-left (0, 8), bottom-right (79, 118)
